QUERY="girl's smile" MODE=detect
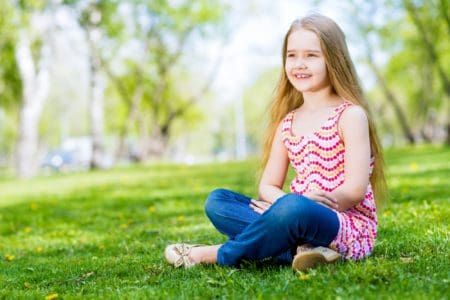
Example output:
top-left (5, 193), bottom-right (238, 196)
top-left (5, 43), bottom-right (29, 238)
top-left (293, 73), bottom-right (312, 79)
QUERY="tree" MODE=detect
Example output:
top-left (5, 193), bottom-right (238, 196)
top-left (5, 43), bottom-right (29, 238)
top-left (0, 1), bottom-right (21, 165)
top-left (138, 0), bottom-right (227, 160)
top-left (378, 0), bottom-right (450, 143)
top-left (327, 0), bottom-right (450, 145)
top-left (98, 0), bottom-right (228, 161)
top-left (62, 0), bottom-right (124, 168)
top-left (12, 1), bottom-right (56, 178)
top-left (340, 0), bottom-right (417, 144)
top-left (401, 0), bottom-right (450, 144)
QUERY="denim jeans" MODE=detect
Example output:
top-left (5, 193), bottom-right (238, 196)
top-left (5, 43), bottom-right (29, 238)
top-left (204, 188), bottom-right (340, 266)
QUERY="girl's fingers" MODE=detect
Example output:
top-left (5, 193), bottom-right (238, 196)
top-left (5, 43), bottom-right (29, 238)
top-left (250, 199), bottom-right (270, 214)
top-left (249, 203), bottom-right (263, 214)
top-left (312, 196), bottom-right (338, 209)
top-left (323, 192), bottom-right (337, 203)
top-left (249, 201), bottom-right (259, 211)
top-left (306, 191), bottom-right (337, 204)
top-left (250, 199), bottom-right (258, 209)
top-left (325, 199), bottom-right (338, 209)
top-left (252, 195), bottom-right (337, 212)
top-left (251, 199), bottom-right (270, 209)
top-left (259, 201), bottom-right (271, 209)
top-left (322, 194), bottom-right (338, 208)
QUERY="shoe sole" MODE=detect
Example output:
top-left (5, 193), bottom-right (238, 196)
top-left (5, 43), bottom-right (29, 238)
top-left (292, 246), bottom-right (341, 271)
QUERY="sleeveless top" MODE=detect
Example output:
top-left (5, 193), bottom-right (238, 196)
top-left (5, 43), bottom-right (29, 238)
top-left (281, 100), bottom-right (377, 260)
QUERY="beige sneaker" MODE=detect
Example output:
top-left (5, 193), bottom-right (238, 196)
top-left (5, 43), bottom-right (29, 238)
top-left (292, 246), bottom-right (341, 271)
top-left (164, 244), bottom-right (201, 268)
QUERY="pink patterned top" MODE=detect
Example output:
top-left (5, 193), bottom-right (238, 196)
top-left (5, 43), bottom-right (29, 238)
top-left (281, 100), bottom-right (377, 260)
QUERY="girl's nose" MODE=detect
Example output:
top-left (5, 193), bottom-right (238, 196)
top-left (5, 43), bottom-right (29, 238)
top-left (294, 59), bottom-right (307, 69)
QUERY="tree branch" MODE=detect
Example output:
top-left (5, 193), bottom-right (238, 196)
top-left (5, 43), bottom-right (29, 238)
top-left (403, 0), bottom-right (450, 97)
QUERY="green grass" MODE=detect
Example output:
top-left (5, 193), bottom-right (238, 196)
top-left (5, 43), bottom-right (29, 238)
top-left (0, 146), bottom-right (449, 299)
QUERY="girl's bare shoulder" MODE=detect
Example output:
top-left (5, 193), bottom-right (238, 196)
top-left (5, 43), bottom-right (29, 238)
top-left (340, 105), bottom-right (368, 125)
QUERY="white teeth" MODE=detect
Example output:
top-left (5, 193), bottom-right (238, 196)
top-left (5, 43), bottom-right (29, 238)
top-left (295, 74), bottom-right (310, 78)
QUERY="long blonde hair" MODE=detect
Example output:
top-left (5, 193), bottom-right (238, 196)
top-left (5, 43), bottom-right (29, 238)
top-left (262, 13), bottom-right (387, 206)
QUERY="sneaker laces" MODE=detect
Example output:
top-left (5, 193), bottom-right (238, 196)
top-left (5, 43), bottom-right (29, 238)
top-left (173, 244), bottom-right (195, 268)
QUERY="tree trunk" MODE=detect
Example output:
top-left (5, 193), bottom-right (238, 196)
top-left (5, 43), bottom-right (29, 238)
top-left (446, 123), bottom-right (450, 145)
top-left (147, 127), bottom-right (169, 159)
top-left (135, 113), bottom-right (148, 162)
top-left (418, 60), bottom-right (434, 142)
top-left (115, 81), bottom-right (143, 162)
top-left (364, 53), bottom-right (416, 144)
top-left (370, 62), bottom-right (416, 144)
top-left (446, 104), bottom-right (450, 145)
top-left (15, 30), bottom-right (51, 178)
top-left (86, 32), bottom-right (105, 169)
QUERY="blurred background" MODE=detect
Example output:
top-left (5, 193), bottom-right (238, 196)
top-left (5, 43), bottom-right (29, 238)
top-left (0, 0), bottom-right (448, 179)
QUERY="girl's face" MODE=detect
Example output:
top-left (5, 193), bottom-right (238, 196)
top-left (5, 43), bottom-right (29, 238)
top-left (285, 28), bottom-right (330, 93)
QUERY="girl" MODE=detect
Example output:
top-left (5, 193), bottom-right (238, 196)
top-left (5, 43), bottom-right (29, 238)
top-left (164, 13), bottom-right (387, 271)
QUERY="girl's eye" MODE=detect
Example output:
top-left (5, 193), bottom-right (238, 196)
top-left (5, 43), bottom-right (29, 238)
top-left (307, 54), bottom-right (317, 57)
top-left (287, 53), bottom-right (295, 58)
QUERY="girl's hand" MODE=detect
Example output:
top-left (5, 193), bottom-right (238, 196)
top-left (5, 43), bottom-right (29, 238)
top-left (303, 190), bottom-right (339, 210)
top-left (249, 199), bottom-right (272, 214)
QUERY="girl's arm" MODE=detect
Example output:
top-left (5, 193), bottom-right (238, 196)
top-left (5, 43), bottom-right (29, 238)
top-left (330, 105), bottom-right (371, 212)
top-left (258, 122), bottom-right (290, 204)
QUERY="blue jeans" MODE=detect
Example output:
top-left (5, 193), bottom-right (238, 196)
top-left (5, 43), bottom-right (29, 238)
top-left (204, 188), bottom-right (340, 266)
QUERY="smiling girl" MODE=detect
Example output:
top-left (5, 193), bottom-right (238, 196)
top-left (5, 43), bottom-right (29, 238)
top-left (164, 13), bottom-right (387, 271)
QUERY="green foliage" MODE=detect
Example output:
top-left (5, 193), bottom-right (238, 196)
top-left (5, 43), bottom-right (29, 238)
top-left (373, 0), bottom-right (449, 140)
top-left (0, 110), bottom-right (18, 159)
top-left (0, 146), bottom-right (448, 298)
top-left (242, 67), bottom-right (280, 152)
top-left (0, 1), bottom-right (21, 157)
top-left (339, 0), bottom-right (449, 143)
top-left (147, 0), bottom-right (225, 33)
top-left (0, 0), bottom-right (21, 109)
top-left (17, 0), bottom-right (47, 11)
top-left (76, 0), bottom-right (123, 38)
top-left (109, 0), bottom-right (228, 146)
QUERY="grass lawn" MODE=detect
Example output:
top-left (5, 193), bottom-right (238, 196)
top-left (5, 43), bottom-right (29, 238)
top-left (0, 145), bottom-right (449, 299)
